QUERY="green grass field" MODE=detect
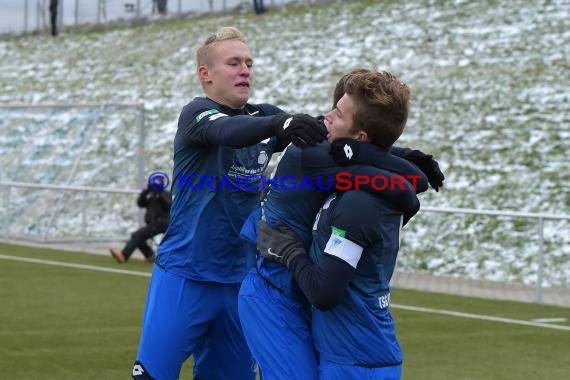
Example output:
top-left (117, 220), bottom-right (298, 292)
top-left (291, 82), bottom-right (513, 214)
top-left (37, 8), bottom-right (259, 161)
top-left (1, 242), bottom-right (568, 379)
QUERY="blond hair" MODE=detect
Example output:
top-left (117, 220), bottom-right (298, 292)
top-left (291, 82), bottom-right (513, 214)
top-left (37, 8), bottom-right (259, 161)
top-left (196, 27), bottom-right (247, 68)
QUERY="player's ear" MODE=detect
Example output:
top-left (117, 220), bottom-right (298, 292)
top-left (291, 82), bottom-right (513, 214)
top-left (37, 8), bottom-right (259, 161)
top-left (356, 130), bottom-right (369, 142)
top-left (198, 65), bottom-right (211, 84)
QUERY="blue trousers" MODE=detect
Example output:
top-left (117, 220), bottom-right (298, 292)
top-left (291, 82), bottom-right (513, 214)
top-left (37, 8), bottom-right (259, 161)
top-left (136, 265), bottom-right (256, 380)
top-left (319, 357), bottom-right (402, 380)
top-left (238, 269), bottom-right (318, 380)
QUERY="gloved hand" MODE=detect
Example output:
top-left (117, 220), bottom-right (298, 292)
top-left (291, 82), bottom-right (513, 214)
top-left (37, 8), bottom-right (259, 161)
top-left (270, 113), bottom-right (326, 148)
top-left (257, 219), bottom-right (307, 268)
top-left (404, 149), bottom-right (445, 191)
top-left (330, 137), bottom-right (361, 165)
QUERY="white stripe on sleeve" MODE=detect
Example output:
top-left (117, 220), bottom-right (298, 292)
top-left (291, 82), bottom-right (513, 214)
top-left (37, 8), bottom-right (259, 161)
top-left (323, 235), bottom-right (363, 269)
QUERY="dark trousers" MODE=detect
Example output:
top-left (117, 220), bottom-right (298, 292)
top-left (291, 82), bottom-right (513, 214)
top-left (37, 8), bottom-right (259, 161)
top-left (49, 0), bottom-right (58, 36)
top-left (253, 0), bottom-right (265, 14)
top-left (122, 224), bottom-right (165, 260)
top-left (156, 0), bottom-right (167, 14)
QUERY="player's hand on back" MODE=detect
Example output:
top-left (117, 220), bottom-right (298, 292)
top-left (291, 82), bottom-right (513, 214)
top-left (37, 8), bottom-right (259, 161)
top-left (404, 149), bottom-right (445, 191)
top-left (257, 220), bottom-right (307, 268)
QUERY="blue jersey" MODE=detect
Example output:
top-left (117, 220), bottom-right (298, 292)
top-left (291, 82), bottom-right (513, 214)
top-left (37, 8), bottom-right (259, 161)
top-left (255, 144), bottom-right (328, 298)
top-left (156, 97), bottom-right (282, 283)
top-left (240, 139), bottom-right (426, 297)
top-left (310, 191), bottom-right (403, 367)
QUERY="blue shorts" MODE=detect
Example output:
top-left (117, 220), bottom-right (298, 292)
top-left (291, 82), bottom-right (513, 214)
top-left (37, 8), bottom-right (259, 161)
top-left (136, 265), bottom-right (256, 380)
top-left (238, 269), bottom-right (318, 380)
top-left (319, 357), bottom-right (402, 380)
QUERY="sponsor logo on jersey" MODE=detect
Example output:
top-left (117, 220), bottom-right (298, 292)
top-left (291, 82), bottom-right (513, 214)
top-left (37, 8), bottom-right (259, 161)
top-left (195, 108), bottom-right (219, 122)
top-left (283, 117), bottom-right (293, 130)
top-left (379, 293), bottom-right (391, 309)
top-left (343, 143), bottom-right (354, 160)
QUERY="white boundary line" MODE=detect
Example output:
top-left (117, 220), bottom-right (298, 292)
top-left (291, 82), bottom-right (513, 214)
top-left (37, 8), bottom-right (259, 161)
top-left (392, 304), bottom-right (570, 331)
top-left (0, 253), bottom-right (151, 277)
top-left (1, 253), bottom-right (568, 331)
top-left (532, 317), bottom-right (567, 323)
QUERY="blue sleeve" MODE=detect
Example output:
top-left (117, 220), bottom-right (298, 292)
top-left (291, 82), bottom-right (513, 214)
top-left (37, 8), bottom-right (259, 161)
top-left (302, 142), bottom-right (428, 193)
top-left (390, 146), bottom-right (411, 158)
top-left (300, 143), bottom-right (421, 223)
top-left (178, 103), bottom-right (285, 148)
top-left (337, 165), bottom-right (420, 225)
top-left (345, 142), bottom-right (429, 193)
top-left (288, 253), bottom-right (354, 311)
top-left (288, 193), bottom-right (383, 310)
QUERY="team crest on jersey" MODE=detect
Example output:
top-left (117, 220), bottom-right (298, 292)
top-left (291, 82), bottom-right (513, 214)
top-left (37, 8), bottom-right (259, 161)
top-left (325, 226), bottom-right (347, 256)
top-left (325, 225), bottom-right (363, 268)
top-left (328, 236), bottom-right (344, 251)
top-left (258, 151), bottom-right (268, 165)
top-left (331, 226), bottom-right (346, 238)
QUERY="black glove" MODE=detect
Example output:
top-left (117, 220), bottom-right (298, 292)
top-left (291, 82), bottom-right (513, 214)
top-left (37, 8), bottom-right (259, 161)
top-left (257, 219), bottom-right (307, 268)
top-left (404, 149), bottom-right (445, 191)
top-left (270, 113), bottom-right (326, 148)
top-left (330, 137), bottom-right (361, 165)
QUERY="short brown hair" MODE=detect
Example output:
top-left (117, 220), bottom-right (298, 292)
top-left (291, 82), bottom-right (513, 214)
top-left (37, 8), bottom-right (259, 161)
top-left (344, 71), bottom-right (411, 150)
top-left (332, 68), bottom-right (370, 109)
top-left (196, 26), bottom-right (247, 68)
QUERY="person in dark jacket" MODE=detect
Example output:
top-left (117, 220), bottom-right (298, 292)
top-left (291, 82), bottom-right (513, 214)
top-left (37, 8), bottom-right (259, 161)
top-left (155, 0), bottom-right (167, 15)
top-left (253, 0), bottom-right (266, 15)
top-left (49, 0), bottom-right (58, 36)
top-left (110, 185), bottom-right (172, 263)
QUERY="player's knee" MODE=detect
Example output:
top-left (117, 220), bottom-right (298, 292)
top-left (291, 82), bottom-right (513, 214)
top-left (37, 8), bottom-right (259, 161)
top-left (132, 360), bottom-right (154, 379)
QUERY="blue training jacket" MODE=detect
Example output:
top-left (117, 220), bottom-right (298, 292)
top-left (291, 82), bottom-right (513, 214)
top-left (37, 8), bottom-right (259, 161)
top-left (240, 136), bottom-right (426, 298)
top-left (310, 190), bottom-right (404, 367)
top-left (156, 97), bottom-right (282, 283)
